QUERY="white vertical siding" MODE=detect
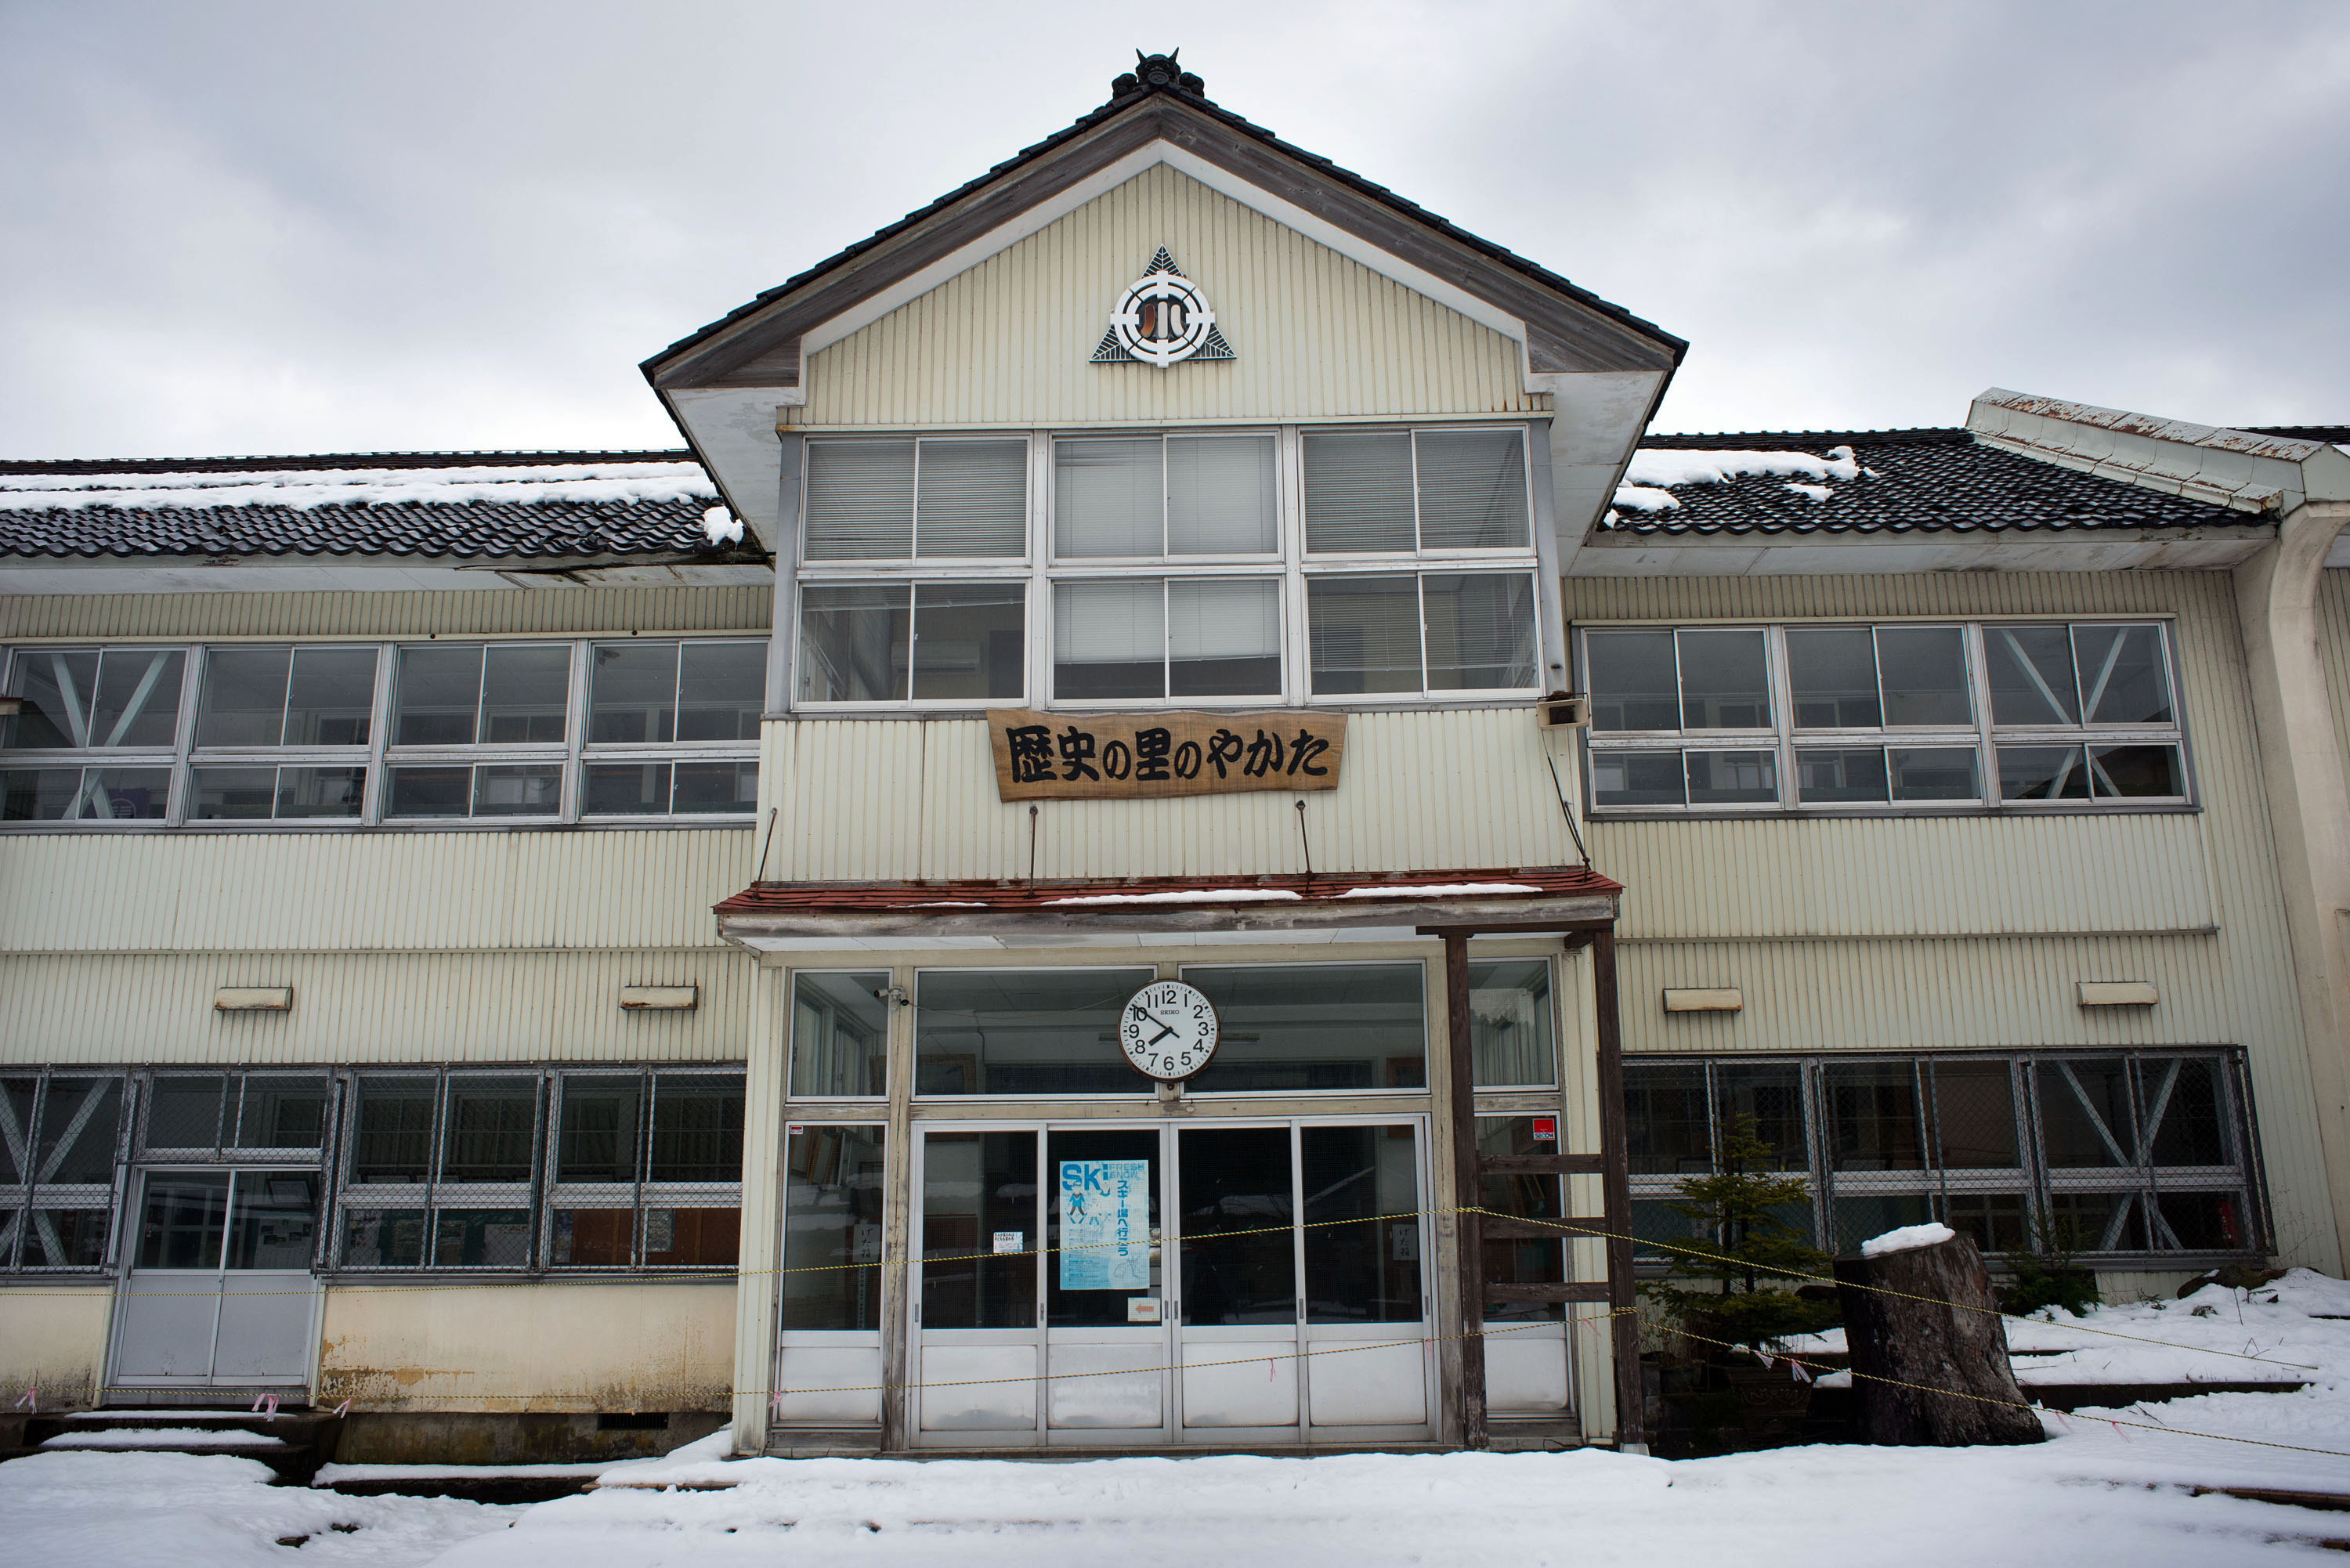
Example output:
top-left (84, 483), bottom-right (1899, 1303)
top-left (0, 948), bottom-right (754, 1064)
top-left (759, 708), bottom-right (1578, 881)
top-left (2321, 569), bottom-right (2350, 796)
top-left (801, 163), bottom-right (1544, 429)
top-left (0, 829), bottom-right (755, 953)
top-left (0, 585), bottom-right (769, 641)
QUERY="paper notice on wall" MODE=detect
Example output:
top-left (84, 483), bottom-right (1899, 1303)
top-left (1058, 1158), bottom-right (1150, 1291)
top-left (992, 1231), bottom-right (1025, 1255)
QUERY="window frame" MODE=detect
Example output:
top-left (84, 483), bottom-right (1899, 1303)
top-left (1576, 617), bottom-right (2193, 817)
top-left (790, 423), bottom-right (1549, 714)
top-left (1623, 1047), bottom-right (2266, 1270)
top-left (0, 1068), bottom-right (134, 1274)
top-left (0, 635), bottom-right (762, 832)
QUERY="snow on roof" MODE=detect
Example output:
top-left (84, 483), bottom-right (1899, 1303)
top-left (0, 461), bottom-right (714, 513)
top-left (1335, 882), bottom-right (1544, 899)
top-left (1043, 888), bottom-right (1306, 906)
top-left (1612, 446), bottom-right (1862, 515)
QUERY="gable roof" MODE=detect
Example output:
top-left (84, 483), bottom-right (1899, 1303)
top-left (644, 56), bottom-right (1683, 393)
top-left (0, 450), bottom-right (759, 564)
top-left (1600, 428), bottom-right (2260, 538)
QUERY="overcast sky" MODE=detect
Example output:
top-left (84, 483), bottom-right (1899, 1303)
top-left (3, 1), bottom-right (2345, 459)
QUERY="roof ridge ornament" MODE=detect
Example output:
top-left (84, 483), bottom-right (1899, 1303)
top-left (1090, 247), bottom-right (1235, 368)
top-left (1112, 50), bottom-right (1204, 99)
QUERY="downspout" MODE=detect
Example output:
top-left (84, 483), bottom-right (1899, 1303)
top-left (2234, 495), bottom-right (2350, 1272)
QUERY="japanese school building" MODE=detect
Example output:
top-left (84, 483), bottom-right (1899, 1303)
top-left (2, 54), bottom-right (2347, 1461)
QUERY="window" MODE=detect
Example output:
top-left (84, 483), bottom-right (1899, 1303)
top-left (915, 968), bottom-right (1156, 1095)
top-left (1, 646), bottom-right (184, 820)
top-left (1180, 963), bottom-right (1428, 1093)
top-left (546, 1069), bottom-right (743, 1270)
top-left (1469, 959), bottom-right (1558, 1089)
top-left (1579, 620), bottom-right (2188, 813)
top-left (781, 1125), bottom-right (887, 1330)
top-left (0, 1071), bottom-right (129, 1273)
top-left (333, 1066), bottom-right (745, 1273)
top-left (581, 640), bottom-right (762, 817)
top-left (0, 637), bottom-right (761, 829)
top-left (792, 425), bottom-right (1545, 709)
top-left (790, 972), bottom-right (891, 1098)
top-left (1307, 573), bottom-right (1538, 696)
top-left (1622, 1050), bottom-right (2263, 1265)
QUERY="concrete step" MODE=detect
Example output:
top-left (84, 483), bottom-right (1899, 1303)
top-left (3, 1407), bottom-right (345, 1482)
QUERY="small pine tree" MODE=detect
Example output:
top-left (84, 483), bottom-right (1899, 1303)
top-left (1652, 1113), bottom-right (1840, 1352)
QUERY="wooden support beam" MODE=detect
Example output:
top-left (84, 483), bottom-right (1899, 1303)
top-left (1478, 1153), bottom-right (1607, 1176)
top-left (1483, 1281), bottom-right (1614, 1306)
top-left (1443, 930), bottom-right (1487, 1451)
top-left (1591, 927), bottom-right (1645, 1448)
top-left (1478, 1214), bottom-right (1610, 1241)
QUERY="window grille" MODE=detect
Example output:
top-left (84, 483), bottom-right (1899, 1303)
top-left (1622, 1049), bottom-right (2265, 1266)
top-left (1579, 620), bottom-right (2189, 814)
top-left (0, 1069), bottom-right (131, 1273)
top-left (0, 637), bottom-right (761, 829)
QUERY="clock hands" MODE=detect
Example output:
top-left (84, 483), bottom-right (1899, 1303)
top-left (1144, 1019), bottom-right (1179, 1046)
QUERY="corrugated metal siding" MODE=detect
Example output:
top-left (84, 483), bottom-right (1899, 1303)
top-left (801, 162), bottom-right (1544, 428)
top-left (0, 948), bottom-right (753, 1064)
top-left (2322, 569), bottom-right (2350, 793)
top-left (0, 586), bottom-right (769, 641)
top-left (1604, 815), bottom-right (2214, 938)
top-left (1574, 570), bottom-right (2334, 1271)
top-left (1619, 933), bottom-right (2232, 1054)
top-left (0, 829), bottom-right (756, 953)
top-left (759, 708), bottom-right (1576, 880)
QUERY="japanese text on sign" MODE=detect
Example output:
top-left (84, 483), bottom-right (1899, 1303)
top-left (986, 709), bottom-right (1346, 801)
top-left (1058, 1158), bottom-right (1151, 1291)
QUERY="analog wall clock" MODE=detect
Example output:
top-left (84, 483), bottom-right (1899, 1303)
top-left (1118, 980), bottom-right (1220, 1081)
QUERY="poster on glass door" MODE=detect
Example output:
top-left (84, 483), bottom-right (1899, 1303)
top-left (1059, 1159), bottom-right (1149, 1291)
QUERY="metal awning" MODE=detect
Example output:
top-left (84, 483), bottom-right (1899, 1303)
top-left (712, 865), bottom-right (1621, 952)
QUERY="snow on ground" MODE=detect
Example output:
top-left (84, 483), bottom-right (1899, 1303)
top-left (42, 1426), bottom-right (288, 1448)
top-left (20, 1273), bottom-right (2350, 1567)
top-left (0, 1451), bottom-right (525, 1567)
top-left (432, 1435), bottom-right (2350, 1568)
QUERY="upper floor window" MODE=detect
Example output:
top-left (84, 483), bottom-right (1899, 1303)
top-left (793, 425), bottom-right (1545, 710)
top-left (1578, 620), bottom-right (2188, 814)
top-left (0, 637), bottom-right (761, 829)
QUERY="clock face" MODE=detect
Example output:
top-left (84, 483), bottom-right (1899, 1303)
top-left (1118, 981), bottom-right (1220, 1081)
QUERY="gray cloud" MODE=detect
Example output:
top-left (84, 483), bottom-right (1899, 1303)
top-left (2, 0), bottom-right (2343, 457)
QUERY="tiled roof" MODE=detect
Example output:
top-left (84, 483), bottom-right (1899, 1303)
top-left (716, 865), bottom-right (1621, 918)
top-left (1600, 428), bottom-right (2254, 537)
top-left (644, 62), bottom-right (1683, 376)
top-left (0, 451), bottom-right (762, 562)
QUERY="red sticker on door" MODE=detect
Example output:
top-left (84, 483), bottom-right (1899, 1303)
top-left (1531, 1117), bottom-right (1557, 1142)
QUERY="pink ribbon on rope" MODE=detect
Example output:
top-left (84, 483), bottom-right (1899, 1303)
top-left (13, 1388), bottom-right (33, 1413)
top-left (251, 1393), bottom-right (280, 1418)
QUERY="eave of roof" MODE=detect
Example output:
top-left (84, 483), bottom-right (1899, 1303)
top-left (0, 450), bottom-right (763, 565)
top-left (642, 74), bottom-right (1684, 383)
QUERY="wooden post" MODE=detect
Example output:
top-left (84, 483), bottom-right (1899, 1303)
top-left (1589, 927), bottom-right (1645, 1449)
top-left (1443, 930), bottom-right (1488, 1450)
top-left (1834, 1232), bottom-right (2045, 1447)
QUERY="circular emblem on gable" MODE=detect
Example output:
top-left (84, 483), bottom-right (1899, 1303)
top-left (1110, 271), bottom-right (1216, 368)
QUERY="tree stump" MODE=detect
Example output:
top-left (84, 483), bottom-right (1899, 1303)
top-left (1833, 1229), bottom-right (2044, 1446)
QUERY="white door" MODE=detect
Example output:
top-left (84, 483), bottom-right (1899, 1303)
top-left (112, 1169), bottom-right (320, 1389)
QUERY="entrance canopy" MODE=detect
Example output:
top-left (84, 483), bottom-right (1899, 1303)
top-left (714, 865), bottom-right (1621, 952)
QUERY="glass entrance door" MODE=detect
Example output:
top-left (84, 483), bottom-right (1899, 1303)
top-left (909, 1118), bottom-right (1433, 1447)
top-left (111, 1169), bottom-right (321, 1389)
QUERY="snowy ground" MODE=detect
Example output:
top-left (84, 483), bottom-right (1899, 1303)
top-left (0, 1450), bottom-right (527, 1566)
top-left (11, 1272), bottom-right (2350, 1567)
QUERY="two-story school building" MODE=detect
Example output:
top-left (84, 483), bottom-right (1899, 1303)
top-left (2, 53), bottom-right (2347, 1461)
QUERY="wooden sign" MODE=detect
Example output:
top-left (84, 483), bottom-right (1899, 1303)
top-left (986, 708), bottom-right (1347, 801)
